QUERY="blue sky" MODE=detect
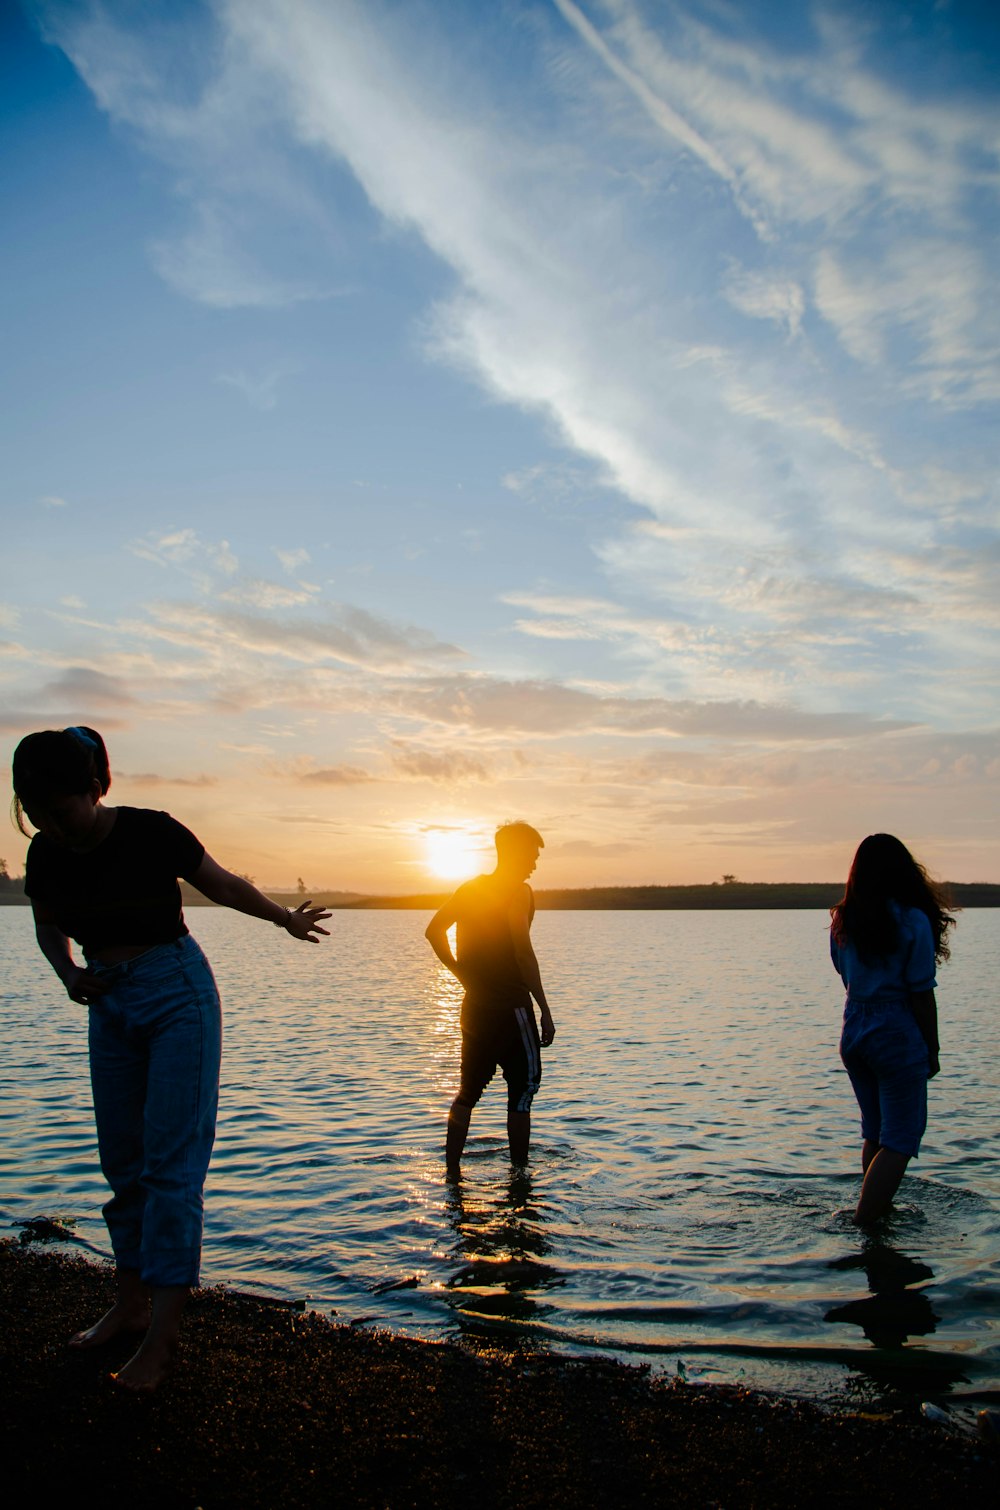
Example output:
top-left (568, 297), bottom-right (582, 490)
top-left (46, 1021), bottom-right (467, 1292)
top-left (3, 0), bottom-right (998, 890)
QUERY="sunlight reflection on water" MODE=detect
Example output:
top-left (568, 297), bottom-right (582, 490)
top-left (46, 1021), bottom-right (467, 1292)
top-left (3, 906), bottom-right (999, 1406)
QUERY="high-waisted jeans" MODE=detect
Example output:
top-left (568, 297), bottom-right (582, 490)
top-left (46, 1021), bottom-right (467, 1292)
top-left (86, 935), bottom-right (221, 1288)
top-left (840, 995), bottom-right (928, 1157)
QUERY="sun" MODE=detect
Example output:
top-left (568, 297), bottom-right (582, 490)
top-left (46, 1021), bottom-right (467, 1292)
top-left (424, 829), bottom-right (482, 881)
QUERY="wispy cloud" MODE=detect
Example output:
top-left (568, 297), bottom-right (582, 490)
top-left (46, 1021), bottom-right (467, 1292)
top-left (276, 548), bottom-right (311, 573)
top-left (129, 528), bottom-right (239, 578)
top-left (723, 265), bottom-right (804, 338)
top-left (216, 360), bottom-right (299, 410)
top-left (385, 671), bottom-right (911, 743)
top-left (117, 597), bottom-right (465, 677)
top-left (219, 579), bottom-right (319, 610)
top-left (296, 764), bottom-right (375, 785)
top-left (122, 771), bottom-right (219, 787)
top-left (390, 743), bottom-right (491, 783)
top-left (39, 667), bottom-right (136, 706)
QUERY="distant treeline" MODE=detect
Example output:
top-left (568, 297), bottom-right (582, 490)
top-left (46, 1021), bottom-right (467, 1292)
top-left (338, 881), bottom-right (1000, 911)
top-left (3, 879), bottom-right (998, 911)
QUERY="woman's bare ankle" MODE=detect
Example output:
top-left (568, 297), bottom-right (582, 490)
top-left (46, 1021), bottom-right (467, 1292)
top-left (69, 1297), bottom-right (150, 1349)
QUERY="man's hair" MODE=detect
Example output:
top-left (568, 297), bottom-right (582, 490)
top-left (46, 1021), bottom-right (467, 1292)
top-left (495, 820), bottom-right (544, 857)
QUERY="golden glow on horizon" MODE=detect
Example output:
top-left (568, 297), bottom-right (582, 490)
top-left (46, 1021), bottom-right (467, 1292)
top-left (424, 830), bottom-right (482, 881)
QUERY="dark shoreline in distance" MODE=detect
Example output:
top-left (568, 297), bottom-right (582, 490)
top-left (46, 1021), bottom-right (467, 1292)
top-left (3, 881), bottom-right (999, 911)
top-left (322, 881), bottom-right (1000, 911)
top-left (3, 1241), bottom-right (995, 1508)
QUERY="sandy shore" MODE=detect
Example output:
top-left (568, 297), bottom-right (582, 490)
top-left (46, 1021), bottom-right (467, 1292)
top-left (2, 1240), bottom-right (994, 1508)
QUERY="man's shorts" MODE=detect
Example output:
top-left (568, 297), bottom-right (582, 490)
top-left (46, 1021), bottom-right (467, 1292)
top-left (458, 995), bottom-right (541, 1114)
top-left (840, 998), bottom-right (929, 1157)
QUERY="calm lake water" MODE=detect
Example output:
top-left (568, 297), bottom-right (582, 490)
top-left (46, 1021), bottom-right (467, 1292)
top-left (3, 906), bottom-right (999, 1408)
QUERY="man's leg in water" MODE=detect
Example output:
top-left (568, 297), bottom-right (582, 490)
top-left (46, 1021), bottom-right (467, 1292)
top-left (448, 1027), bottom-right (496, 1169)
top-left (507, 1111), bottom-right (530, 1163)
top-left (503, 1003), bottom-right (541, 1165)
top-left (447, 1099), bottom-right (473, 1169)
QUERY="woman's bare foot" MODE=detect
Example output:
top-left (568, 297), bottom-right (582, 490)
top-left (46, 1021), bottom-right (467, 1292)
top-left (110, 1335), bottom-right (175, 1393)
top-left (69, 1298), bottom-right (150, 1350)
top-left (108, 1283), bottom-right (188, 1391)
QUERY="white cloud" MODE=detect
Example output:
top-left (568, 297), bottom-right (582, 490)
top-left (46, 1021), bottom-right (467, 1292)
top-left (723, 265), bottom-right (804, 337)
top-left (276, 548), bottom-right (311, 573)
top-left (128, 528), bottom-right (240, 579)
top-left (216, 361), bottom-right (299, 409)
top-left (219, 579), bottom-right (319, 610)
top-left (151, 207), bottom-right (328, 310)
top-left (815, 241), bottom-right (1000, 406)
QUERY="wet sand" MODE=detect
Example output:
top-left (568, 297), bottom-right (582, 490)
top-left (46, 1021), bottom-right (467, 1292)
top-left (2, 1240), bottom-right (994, 1508)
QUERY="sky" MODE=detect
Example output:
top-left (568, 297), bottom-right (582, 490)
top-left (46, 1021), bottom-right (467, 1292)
top-left (2, 0), bottom-right (998, 893)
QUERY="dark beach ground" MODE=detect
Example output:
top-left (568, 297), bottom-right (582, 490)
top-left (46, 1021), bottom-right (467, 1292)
top-left (3, 1241), bottom-right (995, 1508)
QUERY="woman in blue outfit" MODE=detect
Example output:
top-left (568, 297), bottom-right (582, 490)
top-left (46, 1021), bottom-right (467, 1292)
top-left (830, 833), bottom-right (955, 1225)
top-left (13, 726), bottom-right (331, 1390)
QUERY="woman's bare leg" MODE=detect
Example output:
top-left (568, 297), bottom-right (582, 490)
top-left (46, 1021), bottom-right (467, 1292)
top-left (112, 1285), bottom-right (188, 1392)
top-left (69, 1266), bottom-right (149, 1348)
top-left (854, 1147), bottom-right (910, 1225)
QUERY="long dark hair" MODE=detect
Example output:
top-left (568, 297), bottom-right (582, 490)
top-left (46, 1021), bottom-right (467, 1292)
top-left (830, 833), bottom-right (955, 964)
top-left (11, 727), bottom-right (111, 836)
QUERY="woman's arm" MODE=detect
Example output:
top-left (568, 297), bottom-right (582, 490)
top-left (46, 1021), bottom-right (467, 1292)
top-left (909, 988), bottom-right (940, 1077)
top-left (31, 902), bottom-right (108, 1004)
top-left (190, 854), bottom-right (331, 943)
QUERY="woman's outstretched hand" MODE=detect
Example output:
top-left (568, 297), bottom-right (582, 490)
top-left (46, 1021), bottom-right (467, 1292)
top-left (281, 902), bottom-right (332, 942)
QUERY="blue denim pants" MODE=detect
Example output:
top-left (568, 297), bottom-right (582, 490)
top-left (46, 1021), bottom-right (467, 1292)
top-left (86, 935), bottom-right (222, 1288)
top-left (840, 996), bottom-right (929, 1158)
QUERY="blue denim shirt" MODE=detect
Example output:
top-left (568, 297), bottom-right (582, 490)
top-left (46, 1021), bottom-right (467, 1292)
top-left (831, 902), bottom-right (937, 1003)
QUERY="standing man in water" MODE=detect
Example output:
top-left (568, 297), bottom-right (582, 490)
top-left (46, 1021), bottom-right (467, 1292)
top-left (425, 822), bottom-right (555, 1169)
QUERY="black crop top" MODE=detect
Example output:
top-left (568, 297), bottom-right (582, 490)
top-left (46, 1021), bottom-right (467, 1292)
top-left (25, 807), bottom-right (205, 956)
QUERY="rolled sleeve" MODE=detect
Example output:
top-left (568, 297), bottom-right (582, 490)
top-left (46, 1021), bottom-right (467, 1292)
top-left (903, 908), bottom-right (937, 992)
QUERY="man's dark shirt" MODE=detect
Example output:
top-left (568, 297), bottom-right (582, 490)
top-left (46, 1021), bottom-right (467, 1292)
top-left (453, 874), bottom-right (534, 1013)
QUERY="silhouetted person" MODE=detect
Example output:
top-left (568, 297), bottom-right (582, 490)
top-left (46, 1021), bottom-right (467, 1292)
top-left (830, 834), bottom-right (955, 1225)
top-left (13, 726), bottom-right (330, 1391)
top-left (426, 822), bottom-right (554, 1169)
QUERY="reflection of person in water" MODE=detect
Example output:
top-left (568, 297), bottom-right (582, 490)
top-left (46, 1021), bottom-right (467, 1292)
top-left (827, 1244), bottom-right (937, 1349)
top-left (443, 1167), bottom-right (557, 1329)
top-left (425, 822), bottom-right (555, 1169)
top-left (830, 834), bottom-right (955, 1225)
top-left (823, 1242), bottom-right (965, 1397)
top-left (13, 727), bottom-right (331, 1391)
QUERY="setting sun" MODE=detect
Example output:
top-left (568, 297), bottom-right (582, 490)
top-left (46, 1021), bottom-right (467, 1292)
top-left (424, 829), bottom-right (483, 881)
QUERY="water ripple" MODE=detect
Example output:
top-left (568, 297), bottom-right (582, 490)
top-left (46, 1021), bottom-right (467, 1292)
top-left (3, 906), bottom-right (1000, 1405)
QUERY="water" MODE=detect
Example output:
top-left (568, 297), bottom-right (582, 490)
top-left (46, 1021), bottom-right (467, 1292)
top-left (3, 906), bottom-right (999, 1407)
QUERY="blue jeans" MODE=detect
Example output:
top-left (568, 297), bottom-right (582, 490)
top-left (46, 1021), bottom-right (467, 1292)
top-left (840, 996), bottom-right (929, 1158)
top-left (86, 935), bottom-right (222, 1287)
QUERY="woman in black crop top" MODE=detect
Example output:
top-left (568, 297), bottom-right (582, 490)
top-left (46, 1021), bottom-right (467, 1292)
top-left (13, 726), bottom-right (331, 1392)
